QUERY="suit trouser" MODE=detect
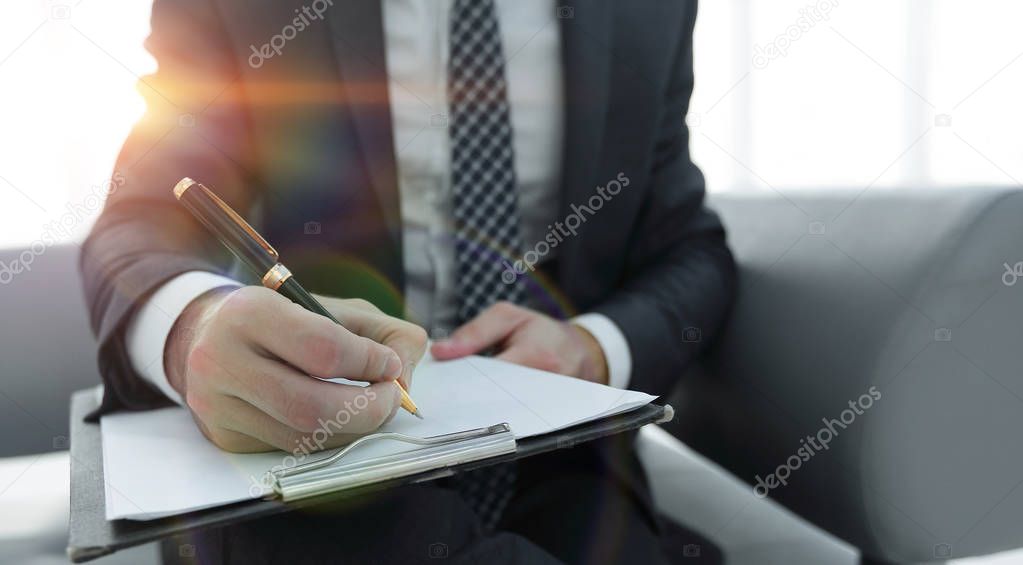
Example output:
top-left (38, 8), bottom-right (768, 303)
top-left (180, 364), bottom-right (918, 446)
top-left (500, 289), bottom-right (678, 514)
top-left (161, 438), bottom-right (670, 565)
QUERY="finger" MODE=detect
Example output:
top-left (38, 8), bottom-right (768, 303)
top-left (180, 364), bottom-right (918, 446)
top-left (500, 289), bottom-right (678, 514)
top-left (431, 302), bottom-right (528, 360)
top-left (313, 295), bottom-right (382, 316)
top-left (316, 295), bottom-right (428, 390)
top-left (223, 288), bottom-right (403, 382)
top-left (207, 428), bottom-right (274, 453)
top-left (218, 396), bottom-right (362, 452)
top-left (396, 358), bottom-right (418, 391)
top-left (339, 309), bottom-right (427, 390)
top-left (189, 412), bottom-right (273, 453)
top-left (495, 343), bottom-right (563, 374)
top-left (218, 356), bottom-right (401, 435)
top-left (368, 321), bottom-right (426, 391)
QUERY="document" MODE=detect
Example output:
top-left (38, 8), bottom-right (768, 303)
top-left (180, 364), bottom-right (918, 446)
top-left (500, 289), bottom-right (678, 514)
top-left (101, 355), bottom-right (656, 520)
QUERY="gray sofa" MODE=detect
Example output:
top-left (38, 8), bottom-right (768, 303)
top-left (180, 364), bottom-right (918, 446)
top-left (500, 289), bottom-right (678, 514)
top-left (667, 186), bottom-right (1023, 563)
top-left (1, 186), bottom-right (1021, 564)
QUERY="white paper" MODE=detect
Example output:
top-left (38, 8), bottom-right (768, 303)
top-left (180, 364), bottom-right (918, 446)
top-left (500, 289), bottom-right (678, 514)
top-left (101, 355), bottom-right (656, 521)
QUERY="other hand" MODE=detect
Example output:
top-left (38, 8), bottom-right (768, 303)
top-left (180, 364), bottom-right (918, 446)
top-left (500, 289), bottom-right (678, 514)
top-left (430, 302), bottom-right (608, 384)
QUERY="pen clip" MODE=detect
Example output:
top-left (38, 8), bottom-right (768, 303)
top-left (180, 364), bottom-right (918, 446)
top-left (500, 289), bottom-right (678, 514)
top-left (271, 423), bottom-right (512, 479)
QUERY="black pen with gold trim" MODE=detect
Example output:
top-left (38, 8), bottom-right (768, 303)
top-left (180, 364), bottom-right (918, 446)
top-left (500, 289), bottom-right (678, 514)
top-left (173, 177), bottom-right (423, 418)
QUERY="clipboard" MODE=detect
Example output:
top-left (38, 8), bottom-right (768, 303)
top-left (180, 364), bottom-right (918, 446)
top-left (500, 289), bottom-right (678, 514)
top-left (68, 388), bottom-right (672, 562)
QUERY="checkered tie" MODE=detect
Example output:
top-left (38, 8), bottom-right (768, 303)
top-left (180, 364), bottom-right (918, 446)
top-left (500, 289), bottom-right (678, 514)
top-left (448, 0), bottom-right (521, 530)
top-left (449, 0), bottom-right (526, 321)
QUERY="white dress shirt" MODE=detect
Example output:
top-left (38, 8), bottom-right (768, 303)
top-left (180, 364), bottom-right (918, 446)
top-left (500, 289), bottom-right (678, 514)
top-left (125, 0), bottom-right (633, 406)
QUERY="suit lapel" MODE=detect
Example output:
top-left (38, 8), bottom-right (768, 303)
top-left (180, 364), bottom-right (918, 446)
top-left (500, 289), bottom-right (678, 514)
top-left (324, 0), bottom-right (402, 245)
top-left (558, 0), bottom-right (612, 281)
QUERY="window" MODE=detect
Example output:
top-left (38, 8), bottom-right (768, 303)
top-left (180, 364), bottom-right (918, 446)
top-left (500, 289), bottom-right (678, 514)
top-left (1, 1), bottom-right (1020, 249)
top-left (690, 0), bottom-right (1023, 192)
top-left (0, 1), bottom-right (153, 249)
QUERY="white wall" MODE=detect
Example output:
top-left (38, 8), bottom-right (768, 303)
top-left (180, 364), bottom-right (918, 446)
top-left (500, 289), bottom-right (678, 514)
top-left (1, 1), bottom-right (1021, 249)
top-left (690, 0), bottom-right (1023, 193)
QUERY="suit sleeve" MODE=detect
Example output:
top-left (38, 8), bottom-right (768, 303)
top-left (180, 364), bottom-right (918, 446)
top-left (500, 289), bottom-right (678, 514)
top-left (593, 1), bottom-right (737, 398)
top-left (80, 0), bottom-right (259, 419)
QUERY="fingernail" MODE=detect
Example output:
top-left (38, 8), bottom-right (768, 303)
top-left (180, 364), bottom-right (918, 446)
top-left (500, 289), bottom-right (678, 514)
top-left (400, 362), bottom-right (413, 389)
top-left (384, 351), bottom-right (402, 378)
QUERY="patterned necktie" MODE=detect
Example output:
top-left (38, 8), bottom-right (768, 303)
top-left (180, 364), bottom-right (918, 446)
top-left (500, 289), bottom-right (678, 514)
top-left (449, 0), bottom-right (525, 321)
top-left (448, 0), bottom-right (522, 529)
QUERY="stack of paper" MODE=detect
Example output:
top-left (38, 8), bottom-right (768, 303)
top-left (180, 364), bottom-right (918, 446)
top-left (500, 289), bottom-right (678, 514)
top-left (101, 355), bottom-right (655, 520)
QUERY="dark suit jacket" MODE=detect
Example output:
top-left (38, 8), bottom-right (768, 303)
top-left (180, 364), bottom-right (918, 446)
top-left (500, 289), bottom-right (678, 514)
top-left (81, 0), bottom-right (736, 418)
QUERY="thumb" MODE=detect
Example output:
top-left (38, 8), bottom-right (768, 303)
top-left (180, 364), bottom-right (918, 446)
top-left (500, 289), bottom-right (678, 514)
top-left (333, 327), bottom-right (403, 382)
top-left (431, 304), bottom-right (525, 359)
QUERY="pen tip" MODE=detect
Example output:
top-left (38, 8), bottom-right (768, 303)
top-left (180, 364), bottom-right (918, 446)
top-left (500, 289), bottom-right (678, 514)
top-left (414, 411), bottom-right (424, 420)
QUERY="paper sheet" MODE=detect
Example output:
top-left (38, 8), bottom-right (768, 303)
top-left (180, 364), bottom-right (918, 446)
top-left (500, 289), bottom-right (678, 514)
top-left (101, 355), bottom-right (655, 520)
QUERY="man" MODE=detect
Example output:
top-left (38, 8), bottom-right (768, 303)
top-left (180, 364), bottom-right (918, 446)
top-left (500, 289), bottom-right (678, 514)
top-left (81, 0), bottom-right (735, 563)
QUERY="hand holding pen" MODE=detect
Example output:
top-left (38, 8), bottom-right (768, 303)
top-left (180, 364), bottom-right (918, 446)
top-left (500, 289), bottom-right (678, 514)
top-left (161, 178), bottom-right (424, 453)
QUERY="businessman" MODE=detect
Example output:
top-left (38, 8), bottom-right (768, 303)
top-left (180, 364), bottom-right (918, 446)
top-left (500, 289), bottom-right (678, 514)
top-left (81, 0), bottom-right (735, 563)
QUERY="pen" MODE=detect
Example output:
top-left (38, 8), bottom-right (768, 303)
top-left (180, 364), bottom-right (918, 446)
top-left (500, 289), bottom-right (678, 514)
top-left (172, 177), bottom-right (423, 419)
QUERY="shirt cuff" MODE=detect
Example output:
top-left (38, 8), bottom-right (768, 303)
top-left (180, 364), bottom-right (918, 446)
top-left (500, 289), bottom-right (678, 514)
top-left (125, 271), bottom-right (242, 405)
top-left (572, 313), bottom-right (633, 389)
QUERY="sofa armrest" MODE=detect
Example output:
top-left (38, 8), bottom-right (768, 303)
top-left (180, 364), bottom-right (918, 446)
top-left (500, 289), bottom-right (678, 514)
top-left (636, 425), bottom-right (857, 564)
top-left (667, 187), bottom-right (1023, 562)
top-left (0, 245), bottom-right (102, 457)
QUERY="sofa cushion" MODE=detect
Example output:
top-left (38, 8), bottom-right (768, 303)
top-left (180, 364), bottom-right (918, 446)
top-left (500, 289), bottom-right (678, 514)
top-left (668, 188), bottom-right (1023, 562)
